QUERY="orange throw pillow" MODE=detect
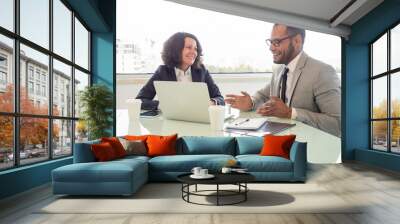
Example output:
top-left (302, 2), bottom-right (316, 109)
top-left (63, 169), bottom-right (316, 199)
top-left (91, 142), bottom-right (117, 161)
top-left (260, 134), bottom-right (296, 159)
top-left (101, 137), bottom-right (127, 158)
top-left (146, 134), bottom-right (178, 157)
top-left (124, 135), bottom-right (149, 142)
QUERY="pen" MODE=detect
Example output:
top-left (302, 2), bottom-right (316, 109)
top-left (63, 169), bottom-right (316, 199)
top-left (235, 118), bottom-right (250, 126)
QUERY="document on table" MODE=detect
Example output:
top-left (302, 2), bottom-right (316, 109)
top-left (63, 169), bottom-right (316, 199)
top-left (225, 118), bottom-right (268, 130)
top-left (225, 120), bottom-right (296, 137)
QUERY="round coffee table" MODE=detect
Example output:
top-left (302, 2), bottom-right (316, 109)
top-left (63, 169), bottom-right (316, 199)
top-left (177, 173), bottom-right (255, 206)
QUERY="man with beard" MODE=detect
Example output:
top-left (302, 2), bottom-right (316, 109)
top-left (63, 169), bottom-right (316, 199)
top-left (225, 24), bottom-right (341, 137)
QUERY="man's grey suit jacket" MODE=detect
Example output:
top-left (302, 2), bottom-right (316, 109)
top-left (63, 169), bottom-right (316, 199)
top-left (252, 53), bottom-right (341, 137)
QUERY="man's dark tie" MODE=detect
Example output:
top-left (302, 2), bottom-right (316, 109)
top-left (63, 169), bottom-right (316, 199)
top-left (280, 67), bottom-right (289, 103)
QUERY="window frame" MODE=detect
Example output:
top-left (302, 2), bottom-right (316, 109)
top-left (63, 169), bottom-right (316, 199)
top-left (370, 21), bottom-right (400, 154)
top-left (0, 0), bottom-right (92, 171)
top-left (0, 71), bottom-right (7, 85)
top-left (0, 53), bottom-right (7, 86)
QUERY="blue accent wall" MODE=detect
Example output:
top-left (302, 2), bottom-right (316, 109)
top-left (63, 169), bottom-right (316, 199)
top-left (344, 0), bottom-right (400, 171)
top-left (355, 149), bottom-right (400, 172)
top-left (92, 33), bottom-right (114, 91)
top-left (0, 0), bottom-right (116, 200)
top-left (343, 44), bottom-right (369, 159)
top-left (66, 0), bottom-right (110, 32)
top-left (91, 0), bottom-right (116, 136)
top-left (91, 32), bottom-right (115, 136)
top-left (0, 158), bottom-right (72, 199)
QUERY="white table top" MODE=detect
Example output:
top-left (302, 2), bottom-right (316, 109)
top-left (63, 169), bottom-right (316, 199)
top-left (117, 110), bottom-right (341, 164)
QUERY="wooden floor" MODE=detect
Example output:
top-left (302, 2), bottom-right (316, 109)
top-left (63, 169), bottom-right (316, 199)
top-left (1, 162), bottom-right (400, 224)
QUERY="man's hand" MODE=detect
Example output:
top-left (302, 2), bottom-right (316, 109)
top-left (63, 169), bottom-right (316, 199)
top-left (256, 96), bottom-right (292, 118)
top-left (225, 91), bottom-right (253, 111)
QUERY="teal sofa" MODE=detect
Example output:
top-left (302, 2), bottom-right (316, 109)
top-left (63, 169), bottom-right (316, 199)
top-left (52, 136), bottom-right (307, 196)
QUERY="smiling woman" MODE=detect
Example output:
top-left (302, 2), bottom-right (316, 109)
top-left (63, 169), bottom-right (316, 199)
top-left (178, 37), bottom-right (198, 71)
top-left (135, 32), bottom-right (224, 110)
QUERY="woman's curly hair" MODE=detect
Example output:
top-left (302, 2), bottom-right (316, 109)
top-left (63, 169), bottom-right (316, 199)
top-left (161, 32), bottom-right (203, 69)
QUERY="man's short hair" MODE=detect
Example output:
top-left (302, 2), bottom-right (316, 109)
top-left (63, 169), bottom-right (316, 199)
top-left (274, 24), bottom-right (306, 43)
top-left (286, 26), bottom-right (306, 43)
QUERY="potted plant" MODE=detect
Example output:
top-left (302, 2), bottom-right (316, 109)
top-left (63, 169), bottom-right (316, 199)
top-left (79, 84), bottom-right (113, 140)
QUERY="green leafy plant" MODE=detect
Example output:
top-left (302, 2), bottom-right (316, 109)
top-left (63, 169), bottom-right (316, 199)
top-left (79, 84), bottom-right (113, 140)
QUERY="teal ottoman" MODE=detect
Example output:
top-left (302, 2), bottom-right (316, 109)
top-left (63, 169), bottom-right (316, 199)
top-left (52, 157), bottom-right (148, 196)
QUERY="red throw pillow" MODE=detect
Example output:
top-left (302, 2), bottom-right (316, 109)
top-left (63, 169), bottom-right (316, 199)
top-left (91, 142), bottom-right (117, 161)
top-left (101, 137), bottom-right (126, 158)
top-left (146, 134), bottom-right (178, 157)
top-left (259, 134), bottom-right (296, 159)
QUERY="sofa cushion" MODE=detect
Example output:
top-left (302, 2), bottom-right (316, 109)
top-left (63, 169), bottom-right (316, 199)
top-left (116, 155), bottom-right (150, 163)
top-left (236, 155), bottom-right (293, 172)
top-left (74, 140), bottom-right (100, 163)
top-left (235, 137), bottom-right (263, 155)
top-left (118, 138), bottom-right (147, 156)
top-left (91, 142), bottom-right (118, 161)
top-left (177, 136), bottom-right (236, 155)
top-left (260, 135), bottom-right (296, 159)
top-left (52, 158), bottom-right (149, 195)
top-left (52, 159), bottom-right (147, 183)
top-left (124, 135), bottom-right (149, 141)
top-left (148, 154), bottom-right (235, 172)
top-left (101, 137), bottom-right (127, 158)
top-left (147, 134), bottom-right (178, 157)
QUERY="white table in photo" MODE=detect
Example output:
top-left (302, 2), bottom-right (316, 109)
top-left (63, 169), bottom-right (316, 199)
top-left (117, 110), bottom-right (341, 164)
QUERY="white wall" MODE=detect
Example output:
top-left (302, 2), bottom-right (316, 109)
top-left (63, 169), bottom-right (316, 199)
top-left (116, 73), bottom-right (270, 110)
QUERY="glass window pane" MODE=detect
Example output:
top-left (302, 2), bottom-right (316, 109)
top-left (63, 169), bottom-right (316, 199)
top-left (20, 117), bottom-right (49, 165)
top-left (391, 120), bottom-right (400, 153)
top-left (53, 59), bottom-right (72, 117)
top-left (20, 0), bottom-right (49, 49)
top-left (372, 33), bottom-right (387, 76)
top-left (372, 121), bottom-right (388, 151)
top-left (53, 0), bottom-right (72, 60)
top-left (391, 24), bottom-right (400, 70)
top-left (20, 44), bottom-right (49, 115)
top-left (0, 34), bottom-right (14, 112)
top-left (53, 119), bottom-right (72, 158)
top-left (391, 72), bottom-right (400, 118)
top-left (74, 69), bottom-right (89, 118)
top-left (75, 18), bottom-right (89, 70)
top-left (372, 77), bottom-right (387, 119)
top-left (0, 0), bottom-right (14, 31)
top-left (0, 116), bottom-right (14, 170)
top-left (75, 120), bottom-right (88, 143)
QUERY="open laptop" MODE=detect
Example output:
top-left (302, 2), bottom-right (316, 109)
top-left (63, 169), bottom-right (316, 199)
top-left (154, 81), bottom-right (234, 123)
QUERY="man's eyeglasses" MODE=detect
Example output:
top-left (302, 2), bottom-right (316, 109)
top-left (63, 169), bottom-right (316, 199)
top-left (265, 35), bottom-right (295, 47)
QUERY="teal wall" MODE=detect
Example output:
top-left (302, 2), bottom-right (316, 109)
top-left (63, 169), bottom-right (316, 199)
top-left (66, 0), bottom-right (110, 32)
top-left (342, 44), bottom-right (369, 159)
top-left (355, 149), bottom-right (400, 172)
top-left (91, 0), bottom-right (116, 136)
top-left (0, 158), bottom-right (72, 199)
top-left (344, 0), bottom-right (400, 171)
top-left (0, 0), bottom-right (116, 200)
top-left (92, 32), bottom-right (115, 136)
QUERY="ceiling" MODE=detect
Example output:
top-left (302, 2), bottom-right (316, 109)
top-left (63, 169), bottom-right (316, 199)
top-left (166, 0), bottom-right (384, 38)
